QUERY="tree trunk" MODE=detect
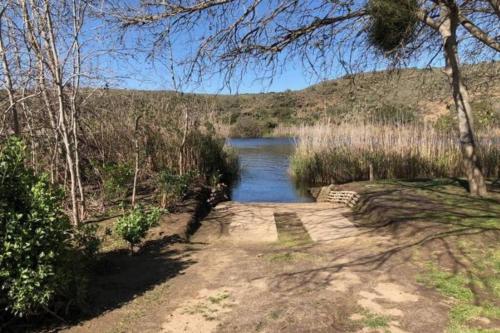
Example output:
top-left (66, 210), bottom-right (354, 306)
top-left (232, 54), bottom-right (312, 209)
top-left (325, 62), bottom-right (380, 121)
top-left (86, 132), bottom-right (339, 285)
top-left (0, 9), bottom-right (20, 136)
top-left (131, 115), bottom-right (142, 207)
top-left (71, 0), bottom-right (86, 219)
top-left (44, 0), bottom-right (80, 224)
top-left (179, 106), bottom-right (189, 175)
top-left (438, 4), bottom-right (487, 196)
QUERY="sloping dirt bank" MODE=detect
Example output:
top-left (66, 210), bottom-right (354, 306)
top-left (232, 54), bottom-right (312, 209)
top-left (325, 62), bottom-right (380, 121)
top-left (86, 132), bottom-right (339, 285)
top-left (61, 180), bottom-right (499, 333)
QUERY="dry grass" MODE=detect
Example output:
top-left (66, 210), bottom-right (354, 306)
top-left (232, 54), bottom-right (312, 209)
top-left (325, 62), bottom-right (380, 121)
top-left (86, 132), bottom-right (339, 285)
top-left (290, 122), bottom-right (500, 184)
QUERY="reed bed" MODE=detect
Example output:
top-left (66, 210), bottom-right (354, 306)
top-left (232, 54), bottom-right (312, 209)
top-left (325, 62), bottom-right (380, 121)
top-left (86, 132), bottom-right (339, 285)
top-left (290, 122), bottom-right (500, 185)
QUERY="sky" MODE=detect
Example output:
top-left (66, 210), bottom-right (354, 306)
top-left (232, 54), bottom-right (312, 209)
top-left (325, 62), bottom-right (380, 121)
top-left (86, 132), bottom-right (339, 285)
top-left (94, 23), bottom-right (338, 94)
top-left (103, 52), bottom-right (315, 94)
top-left (88, 0), bottom-right (373, 94)
top-left (89, 1), bottom-right (498, 95)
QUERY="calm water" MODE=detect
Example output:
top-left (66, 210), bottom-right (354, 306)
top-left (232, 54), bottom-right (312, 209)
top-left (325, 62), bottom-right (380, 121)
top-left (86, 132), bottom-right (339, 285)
top-left (227, 137), bottom-right (313, 203)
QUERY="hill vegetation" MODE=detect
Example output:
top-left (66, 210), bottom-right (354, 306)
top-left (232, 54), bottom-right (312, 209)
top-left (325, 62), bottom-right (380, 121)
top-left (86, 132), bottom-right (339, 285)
top-left (81, 62), bottom-right (499, 138)
top-left (211, 62), bottom-right (500, 136)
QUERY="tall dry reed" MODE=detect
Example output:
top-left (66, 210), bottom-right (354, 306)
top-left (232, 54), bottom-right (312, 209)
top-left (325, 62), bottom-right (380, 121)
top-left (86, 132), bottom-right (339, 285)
top-left (290, 122), bottom-right (500, 185)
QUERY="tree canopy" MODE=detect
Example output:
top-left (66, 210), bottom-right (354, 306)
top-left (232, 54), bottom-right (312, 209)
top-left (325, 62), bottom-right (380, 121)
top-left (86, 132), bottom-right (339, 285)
top-left (111, 0), bottom-right (499, 84)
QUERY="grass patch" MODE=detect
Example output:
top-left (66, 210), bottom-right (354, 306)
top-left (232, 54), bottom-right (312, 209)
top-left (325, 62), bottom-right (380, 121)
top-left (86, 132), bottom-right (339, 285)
top-left (418, 243), bottom-right (500, 332)
top-left (363, 313), bottom-right (390, 329)
top-left (417, 264), bottom-right (474, 302)
top-left (276, 236), bottom-right (313, 248)
top-left (352, 310), bottom-right (390, 330)
top-left (183, 290), bottom-right (232, 321)
top-left (208, 291), bottom-right (231, 304)
top-left (268, 309), bottom-right (282, 320)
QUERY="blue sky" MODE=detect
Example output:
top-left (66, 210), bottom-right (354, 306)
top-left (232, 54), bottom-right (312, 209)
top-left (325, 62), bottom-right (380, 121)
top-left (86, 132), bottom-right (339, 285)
top-left (105, 54), bottom-right (314, 93)
top-left (92, 0), bottom-right (374, 94)
top-left (92, 1), bottom-right (497, 95)
top-left (97, 25), bottom-right (335, 94)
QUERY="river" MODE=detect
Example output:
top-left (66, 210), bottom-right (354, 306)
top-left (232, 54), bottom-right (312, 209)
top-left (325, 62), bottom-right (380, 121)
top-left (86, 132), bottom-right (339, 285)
top-left (227, 137), bottom-right (313, 203)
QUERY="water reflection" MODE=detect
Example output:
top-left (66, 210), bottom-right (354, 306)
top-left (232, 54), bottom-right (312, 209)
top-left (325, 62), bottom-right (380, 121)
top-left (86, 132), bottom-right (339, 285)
top-left (227, 137), bottom-right (313, 203)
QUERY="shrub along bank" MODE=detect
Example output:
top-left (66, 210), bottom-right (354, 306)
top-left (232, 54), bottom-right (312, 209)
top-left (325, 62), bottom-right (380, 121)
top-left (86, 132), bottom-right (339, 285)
top-left (0, 139), bottom-right (99, 321)
top-left (0, 129), bottom-right (237, 324)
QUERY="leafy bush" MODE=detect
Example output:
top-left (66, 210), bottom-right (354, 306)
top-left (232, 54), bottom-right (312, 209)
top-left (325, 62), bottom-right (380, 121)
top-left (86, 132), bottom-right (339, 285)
top-left (115, 206), bottom-right (162, 253)
top-left (471, 100), bottom-right (500, 130)
top-left (73, 224), bottom-right (101, 258)
top-left (101, 162), bottom-right (133, 202)
top-left (434, 111), bottom-right (456, 133)
top-left (157, 169), bottom-right (193, 208)
top-left (186, 131), bottom-right (239, 184)
top-left (435, 100), bottom-right (499, 133)
top-left (0, 138), bottom-right (88, 317)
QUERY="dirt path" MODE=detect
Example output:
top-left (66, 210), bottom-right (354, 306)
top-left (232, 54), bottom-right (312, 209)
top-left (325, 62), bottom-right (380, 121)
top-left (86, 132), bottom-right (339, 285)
top-left (64, 200), bottom-right (460, 333)
top-left (157, 202), bottom-right (447, 333)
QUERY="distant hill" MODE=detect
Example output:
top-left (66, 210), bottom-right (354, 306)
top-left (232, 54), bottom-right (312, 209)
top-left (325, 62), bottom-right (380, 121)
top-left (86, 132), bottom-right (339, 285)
top-left (209, 62), bottom-right (499, 135)
top-left (81, 62), bottom-right (499, 137)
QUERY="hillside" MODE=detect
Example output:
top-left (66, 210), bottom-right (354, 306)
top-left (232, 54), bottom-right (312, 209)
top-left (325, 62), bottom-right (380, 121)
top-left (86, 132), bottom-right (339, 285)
top-left (80, 62), bottom-right (500, 138)
top-left (209, 62), bottom-right (500, 136)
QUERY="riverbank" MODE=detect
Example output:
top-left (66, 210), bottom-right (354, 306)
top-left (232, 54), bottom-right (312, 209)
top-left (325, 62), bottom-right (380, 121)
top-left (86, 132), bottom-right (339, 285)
top-left (289, 123), bottom-right (500, 185)
top-left (48, 179), bottom-right (500, 333)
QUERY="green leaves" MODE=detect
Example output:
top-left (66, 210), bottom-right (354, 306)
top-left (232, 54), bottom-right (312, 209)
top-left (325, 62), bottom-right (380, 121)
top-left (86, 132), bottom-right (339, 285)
top-left (115, 206), bottom-right (162, 252)
top-left (0, 137), bottom-right (73, 316)
top-left (101, 162), bottom-right (133, 202)
top-left (158, 169), bottom-right (195, 205)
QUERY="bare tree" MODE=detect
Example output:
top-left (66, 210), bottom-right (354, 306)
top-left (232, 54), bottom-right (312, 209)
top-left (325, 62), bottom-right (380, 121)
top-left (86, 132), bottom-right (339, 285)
top-left (131, 114), bottom-right (142, 207)
top-left (6, 0), bottom-right (97, 224)
top-left (113, 0), bottom-right (499, 196)
top-left (0, 5), bottom-right (20, 135)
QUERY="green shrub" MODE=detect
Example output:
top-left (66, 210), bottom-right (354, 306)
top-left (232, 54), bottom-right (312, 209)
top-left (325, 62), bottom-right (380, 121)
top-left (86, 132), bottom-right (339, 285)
top-left (115, 206), bottom-right (162, 253)
top-left (186, 131), bottom-right (239, 184)
top-left (229, 112), bottom-right (240, 124)
top-left (0, 138), bottom-right (88, 317)
top-left (101, 162), bottom-right (133, 202)
top-left (157, 169), bottom-right (194, 208)
top-left (434, 111), bottom-right (456, 133)
top-left (471, 100), bottom-right (500, 130)
top-left (73, 224), bottom-right (101, 259)
top-left (435, 100), bottom-right (499, 133)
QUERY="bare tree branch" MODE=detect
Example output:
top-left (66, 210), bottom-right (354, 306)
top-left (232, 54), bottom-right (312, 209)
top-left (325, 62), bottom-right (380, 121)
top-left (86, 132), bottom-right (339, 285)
top-left (457, 11), bottom-right (500, 52)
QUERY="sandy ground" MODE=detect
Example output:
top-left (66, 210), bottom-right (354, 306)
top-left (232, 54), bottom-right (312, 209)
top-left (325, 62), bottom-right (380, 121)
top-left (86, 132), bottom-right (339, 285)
top-left (61, 199), bottom-right (464, 333)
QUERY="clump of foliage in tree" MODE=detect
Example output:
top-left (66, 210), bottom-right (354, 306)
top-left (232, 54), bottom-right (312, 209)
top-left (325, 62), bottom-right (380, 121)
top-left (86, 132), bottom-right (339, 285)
top-left (115, 206), bottom-right (162, 253)
top-left (367, 0), bottom-right (419, 55)
top-left (0, 138), bottom-right (97, 317)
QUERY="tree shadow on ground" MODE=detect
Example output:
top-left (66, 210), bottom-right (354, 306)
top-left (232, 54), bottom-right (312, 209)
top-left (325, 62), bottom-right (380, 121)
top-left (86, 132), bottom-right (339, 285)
top-left (8, 232), bottom-right (201, 333)
top-left (83, 234), bottom-right (198, 316)
top-left (267, 180), bottom-right (499, 311)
